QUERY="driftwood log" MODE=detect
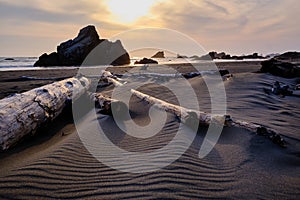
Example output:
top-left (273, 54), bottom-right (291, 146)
top-left (132, 90), bottom-right (285, 147)
top-left (0, 76), bottom-right (90, 150)
top-left (101, 71), bottom-right (285, 147)
top-left (131, 89), bottom-right (226, 126)
top-left (103, 73), bottom-right (225, 126)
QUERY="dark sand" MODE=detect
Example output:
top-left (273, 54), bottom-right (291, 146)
top-left (0, 61), bottom-right (299, 199)
top-left (0, 68), bottom-right (78, 99)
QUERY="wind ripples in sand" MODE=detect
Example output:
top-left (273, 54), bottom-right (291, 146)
top-left (0, 69), bottom-right (299, 199)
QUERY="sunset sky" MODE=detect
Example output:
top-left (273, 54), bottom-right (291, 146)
top-left (0, 0), bottom-right (299, 56)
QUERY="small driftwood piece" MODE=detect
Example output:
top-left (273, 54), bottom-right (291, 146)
top-left (0, 76), bottom-right (90, 150)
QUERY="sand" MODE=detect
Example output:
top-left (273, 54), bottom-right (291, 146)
top-left (0, 61), bottom-right (299, 199)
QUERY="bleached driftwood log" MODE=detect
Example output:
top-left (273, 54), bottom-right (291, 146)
top-left (101, 71), bottom-right (226, 126)
top-left (106, 77), bottom-right (124, 87)
top-left (131, 90), bottom-right (285, 147)
top-left (0, 76), bottom-right (90, 150)
top-left (131, 89), bottom-right (226, 126)
top-left (102, 71), bottom-right (285, 147)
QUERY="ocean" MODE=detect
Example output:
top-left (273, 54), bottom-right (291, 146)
top-left (0, 57), bottom-right (268, 71)
top-left (0, 57), bottom-right (37, 71)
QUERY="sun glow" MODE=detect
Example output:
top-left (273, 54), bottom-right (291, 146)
top-left (106, 0), bottom-right (159, 23)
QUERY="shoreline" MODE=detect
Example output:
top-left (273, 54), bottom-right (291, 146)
top-left (0, 60), bottom-right (262, 100)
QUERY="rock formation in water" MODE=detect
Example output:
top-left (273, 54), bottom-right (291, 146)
top-left (134, 58), bottom-right (158, 65)
top-left (260, 58), bottom-right (300, 78)
top-left (4, 58), bottom-right (14, 61)
top-left (177, 54), bottom-right (188, 59)
top-left (260, 51), bottom-right (300, 78)
top-left (151, 51), bottom-right (165, 58)
top-left (273, 51), bottom-right (300, 62)
top-left (34, 25), bottom-right (130, 67)
top-left (192, 51), bottom-right (265, 60)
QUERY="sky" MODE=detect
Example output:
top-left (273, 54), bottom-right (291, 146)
top-left (0, 0), bottom-right (299, 57)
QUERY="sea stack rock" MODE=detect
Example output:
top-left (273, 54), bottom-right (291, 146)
top-left (4, 58), bottom-right (14, 61)
top-left (34, 25), bottom-right (130, 66)
top-left (274, 51), bottom-right (300, 62)
top-left (260, 58), bottom-right (300, 78)
top-left (151, 51), bottom-right (165, 58)
top-left (134, 58), bottom-right (158, 65)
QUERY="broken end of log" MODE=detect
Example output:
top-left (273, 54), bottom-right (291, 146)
top-left (221, 117), bottom-right (286, 148)
top-left (256, 126), bottom-right (286, 148)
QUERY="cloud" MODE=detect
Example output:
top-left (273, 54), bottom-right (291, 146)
top-left (0, 0), bottom-right (299, 56)
top-left (204, 1), bottom-right (229, 15)
top-left (0, 0), bottom-right (130, 38)
top-left (134, 0), bottom-right (300, 54)
top-left (0, 1), bottom-right (90, 24)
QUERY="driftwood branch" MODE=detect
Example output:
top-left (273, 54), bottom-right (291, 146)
top-left (0, 76), bottom-right (90, 150)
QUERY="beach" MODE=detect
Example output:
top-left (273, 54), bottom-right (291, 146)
top-left (2, 0), bottom-right (300, 198)
top-left (0, 61), bottom-right (261, 99)
top-left (0, 60), bottom-right (299, 199)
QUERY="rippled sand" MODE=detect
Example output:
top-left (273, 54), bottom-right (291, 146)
top-left (0, 61), bottom-right (299, 199)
